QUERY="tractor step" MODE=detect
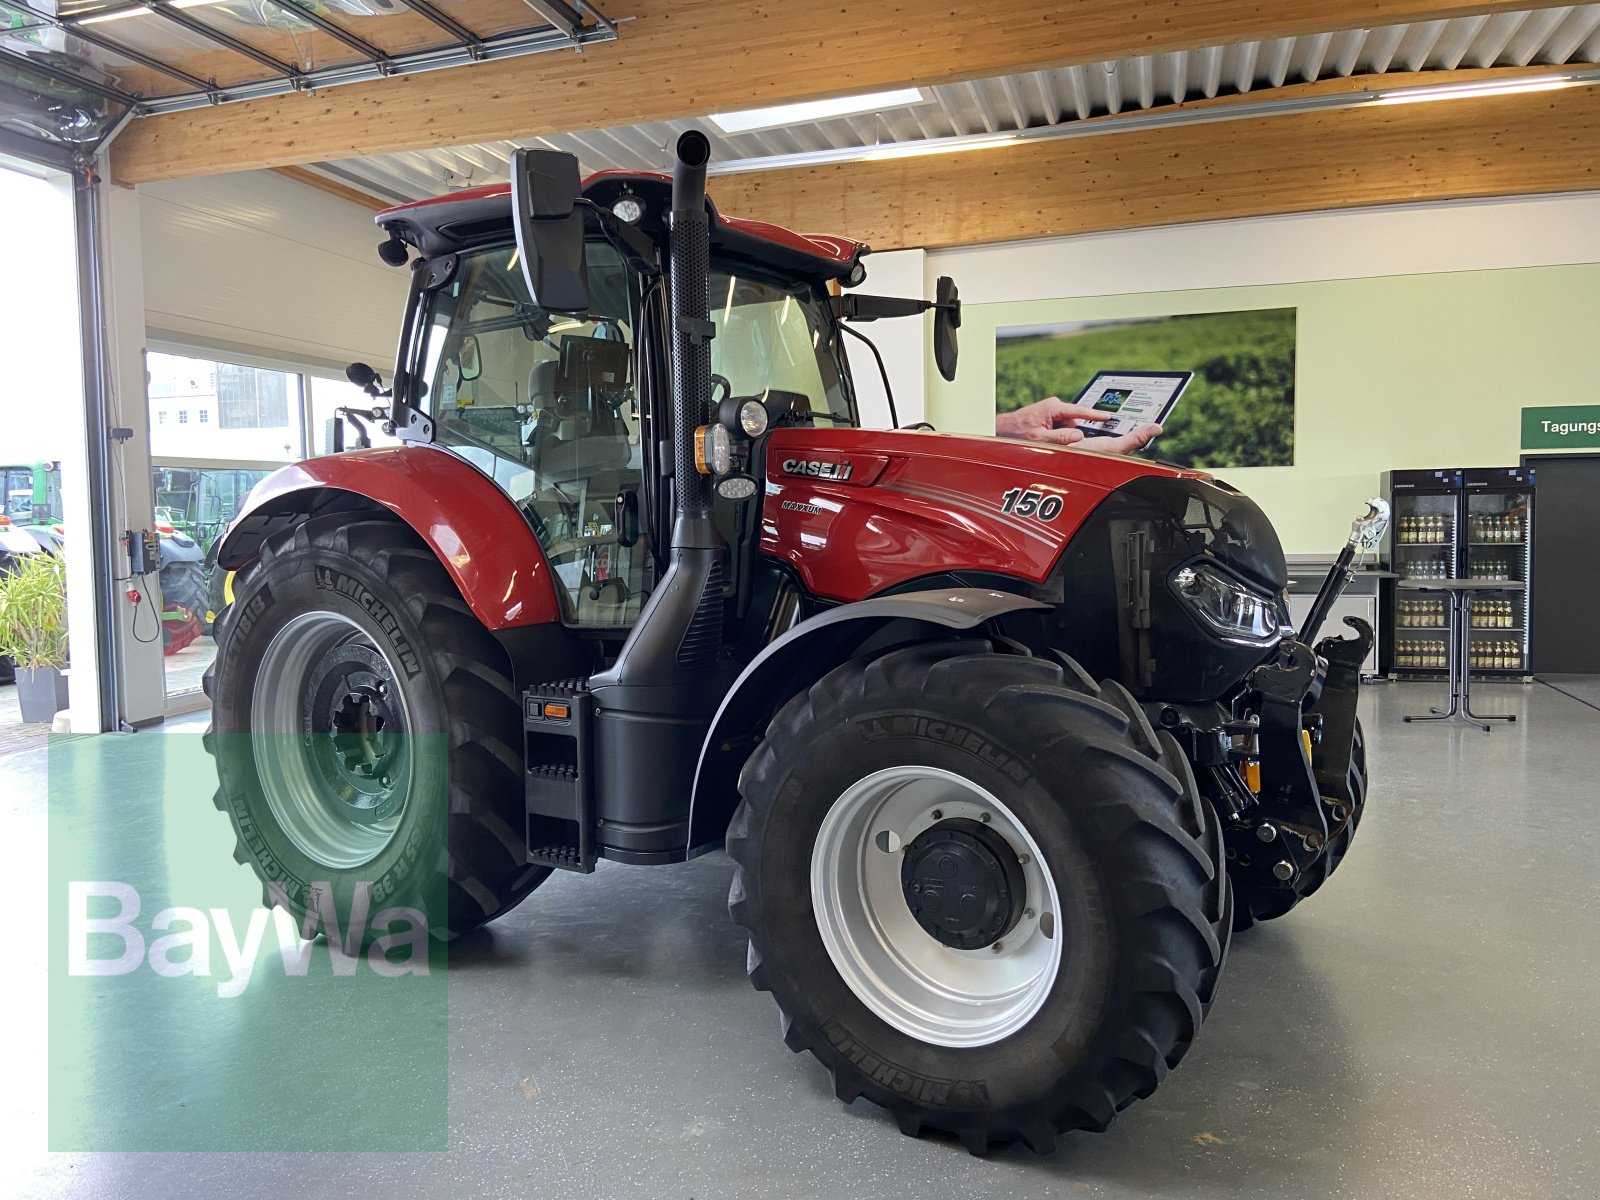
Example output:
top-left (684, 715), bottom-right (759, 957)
top-left (523, 678), bottom-right (596, 873)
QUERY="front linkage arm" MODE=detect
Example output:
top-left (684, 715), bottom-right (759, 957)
top-left (1241, 640), bottom-right (1330, 893)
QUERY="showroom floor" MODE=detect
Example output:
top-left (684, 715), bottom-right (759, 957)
top-left (9, 682), bottom-right (1598, 1199)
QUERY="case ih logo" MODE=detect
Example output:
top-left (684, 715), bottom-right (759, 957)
top-left (781, 458), bottom-right (854, 482)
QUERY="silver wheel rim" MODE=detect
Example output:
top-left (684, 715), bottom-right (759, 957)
top-left (250, 611), bottom-right (414, 871)
top-left (810, 765), bottom-right (1063, 1048)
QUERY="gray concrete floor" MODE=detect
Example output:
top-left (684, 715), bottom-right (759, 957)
top-left (8, 682), bottom-right (1600, 1198)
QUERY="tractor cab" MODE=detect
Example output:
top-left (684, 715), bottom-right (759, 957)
top-left (368, 170), bottom-right (867, 632)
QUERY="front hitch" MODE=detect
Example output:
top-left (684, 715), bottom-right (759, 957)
top-left (1242, 640), bottom-right (1329, 888)
top-left (1231, 497), bottom-right (1385, 896)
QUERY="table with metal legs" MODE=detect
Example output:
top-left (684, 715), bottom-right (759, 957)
top-left (1399, 579), bottom-right (1518, 732)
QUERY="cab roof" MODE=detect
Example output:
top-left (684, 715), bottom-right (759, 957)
top-left (375, 169), bottom-right (869, 284)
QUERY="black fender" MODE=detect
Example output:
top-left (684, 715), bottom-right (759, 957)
top-left (685, 587), bottom-right (1048, 853)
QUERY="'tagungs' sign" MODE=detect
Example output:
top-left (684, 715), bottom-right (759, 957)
top-left (1521, 405), bottom-right (1600, 450)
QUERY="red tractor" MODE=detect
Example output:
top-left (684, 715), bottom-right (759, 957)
top-left (206, 132), bottom-right (1385, 1153)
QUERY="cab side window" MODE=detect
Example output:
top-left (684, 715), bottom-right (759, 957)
top-left (415, 242), bottom-right (649, 627)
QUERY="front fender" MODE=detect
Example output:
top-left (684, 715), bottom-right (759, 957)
top-left (685, 588), bottom-right (1048, 853)
top-left (215, 446), bottom-right (561, 629)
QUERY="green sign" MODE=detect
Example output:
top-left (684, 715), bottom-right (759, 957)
top-left (1522, 405), bottom-right (1600, 449)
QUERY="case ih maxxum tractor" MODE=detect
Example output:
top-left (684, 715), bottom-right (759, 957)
top-left (206, 132), bottom-right (1387, 1153)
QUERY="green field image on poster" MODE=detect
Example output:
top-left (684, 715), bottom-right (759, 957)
top-left (996, 308), bottom-right (1297, 469)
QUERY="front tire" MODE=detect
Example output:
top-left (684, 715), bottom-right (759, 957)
top-left (726, 642), bottom-right (1231, 1154)
top-left (205, 515), bottom-right (549, 940)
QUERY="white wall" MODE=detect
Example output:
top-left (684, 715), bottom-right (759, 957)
top-left (922, 192), bottom-right (1600, 314)
top-left (878, 193), bottom-right (1600, 434)
top-left (139, 171), bottom-right (409, 372)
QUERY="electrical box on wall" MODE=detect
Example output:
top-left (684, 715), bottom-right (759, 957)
top-left (122, 529), bottom-right (159, 576)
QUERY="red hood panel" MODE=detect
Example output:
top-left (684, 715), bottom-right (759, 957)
top-left (762, 428), bottom-right (1206, 602)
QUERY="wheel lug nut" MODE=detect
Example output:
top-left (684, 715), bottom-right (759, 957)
top-left (991, 942), bottom-right (1004, 953)
top-left (930, 809), bottom-right (943, 820)
top-left (1257, 823), bottom-right (1278, 842)
top-left (979, 812), bottom-right (991, 823)
top-left (380, 774), bottom-right (391, 787)
top-left (377, 681), bottom-right (389, 696)
top-left (1023, 908), bottom-right (1035, 920)
top-left (1018, 854), bottom-right (1031, 866)
top-left (1272, 860), bottom-right (1294, 880)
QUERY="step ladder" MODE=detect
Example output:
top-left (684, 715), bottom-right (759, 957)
top-left (523, 678), bottom-right (597, 873)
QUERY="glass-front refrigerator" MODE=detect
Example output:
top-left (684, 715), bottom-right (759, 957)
top-left (1461, 466), bottom-right (1534, 678)
top-left (1383, 468), bottom-right (1461, 678)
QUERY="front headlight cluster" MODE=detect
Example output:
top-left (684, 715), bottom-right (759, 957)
top-left (694, 395), bottom-right (772, 502)
top-left (1172, 563), bottom-right (1285, 644)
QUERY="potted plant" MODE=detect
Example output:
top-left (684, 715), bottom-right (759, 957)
top-left (0, 546), bottom-right (69, 723)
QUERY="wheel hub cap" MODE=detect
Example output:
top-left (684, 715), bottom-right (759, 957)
top-left (249, 611), bottom-right (414, 870)
top-left (303, 643), bottom-right (405, 823)
top-left (810, 765), bottom-right (1063, 1048)
top-left (901, 819), bottom-right (1026, 950)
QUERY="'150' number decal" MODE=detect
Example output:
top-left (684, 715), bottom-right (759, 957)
top-left (1000, 488), bottom-right (1064, 521)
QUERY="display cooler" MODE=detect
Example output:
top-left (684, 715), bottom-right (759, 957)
top-left (1382, 466), bottom-right (1534, 679)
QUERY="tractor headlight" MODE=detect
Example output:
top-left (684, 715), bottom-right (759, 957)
top-left (737, 398), bottom-right (769, 438)
top-left (1172, 563), bottom-right (1284, 644)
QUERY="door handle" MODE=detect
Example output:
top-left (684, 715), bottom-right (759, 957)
top-left (617, 489), bottom-right (640, 547)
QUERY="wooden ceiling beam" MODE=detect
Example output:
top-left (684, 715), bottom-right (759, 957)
top-left (109, 0), bottom-right (1577, 184)
top-left (703, 78), bottom-right (1600, 251)
top-left (272, 166), bottom-right (391, 212)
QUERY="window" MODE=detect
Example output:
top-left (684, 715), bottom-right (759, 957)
top-left (708, 267), bottom-right (853, 428)
top-left (157, 411), bottom-right (166, 425)
top-left (146, 352), bottom-right (303, 462)
top-left (414, 241), bottom-right (645, 627)
top-left (217, 362), bottom-right (288, 429)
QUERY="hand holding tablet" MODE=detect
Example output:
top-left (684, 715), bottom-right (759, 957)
top-left (1072, 371), bottom-right (1192, 439)
top-left (995, 370), bottom-right (1190, 454)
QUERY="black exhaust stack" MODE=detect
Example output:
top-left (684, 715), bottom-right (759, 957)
top-left (587, 132), bottom-right (727, 862)
top-left (592, 129), bottom-right (723, 704)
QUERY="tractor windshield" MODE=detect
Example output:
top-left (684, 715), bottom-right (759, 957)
top-left (707, 265), bottom-right (854, 428)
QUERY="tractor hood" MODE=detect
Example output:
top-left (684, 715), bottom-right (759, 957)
top-left (759, 427), bottom-right (1227, 602)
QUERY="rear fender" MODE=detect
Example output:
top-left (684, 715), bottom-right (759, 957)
top-left (215, 447), bottom-right (561, 629)
top-left (685, 588), bottom-right (1048, 853)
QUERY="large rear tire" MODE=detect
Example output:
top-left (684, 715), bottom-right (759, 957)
top-left (205, 515), bottom-right (548, 940)
top-left (726, 642), bottom-right (1231, 1154)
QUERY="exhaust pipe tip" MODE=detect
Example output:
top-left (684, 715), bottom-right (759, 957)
top-left (673, 130), bottom-right (711, 213)
top-left (676, 129), bottom-right (711, 168)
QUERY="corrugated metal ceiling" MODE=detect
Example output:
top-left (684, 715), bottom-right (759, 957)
top-left (309, 6), bottom-right (1600, 204)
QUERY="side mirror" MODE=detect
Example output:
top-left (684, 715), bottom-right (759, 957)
top-left (457, 334), bottom-right (482, 382)
top-left (346, 361), bottom-right (382, 396)
top-left (510, 148), bottom-right (589, 314)
top-left (933, 275), bottom-right (961, 383)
